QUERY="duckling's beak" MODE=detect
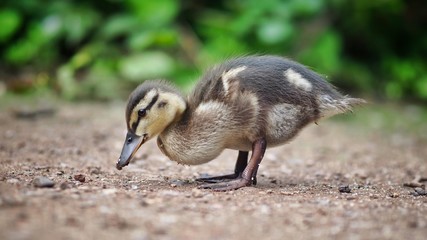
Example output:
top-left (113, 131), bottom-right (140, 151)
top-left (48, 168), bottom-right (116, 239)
top-left (116, 132), bottom-right (148, 170)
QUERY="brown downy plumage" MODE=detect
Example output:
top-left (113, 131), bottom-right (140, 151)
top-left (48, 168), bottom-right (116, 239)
top-left (116, 55), bottom-right (365, 191)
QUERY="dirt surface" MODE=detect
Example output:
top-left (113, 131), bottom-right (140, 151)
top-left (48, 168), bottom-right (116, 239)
top-left (1, 102), bottom-right (426, 240)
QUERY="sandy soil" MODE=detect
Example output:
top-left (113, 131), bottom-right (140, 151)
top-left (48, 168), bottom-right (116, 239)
top-left (0, 102), bottom-right (426, 240)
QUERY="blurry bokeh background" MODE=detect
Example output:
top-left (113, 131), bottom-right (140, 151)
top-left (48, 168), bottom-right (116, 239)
top-left (1, 0), bottom-right (426, 102)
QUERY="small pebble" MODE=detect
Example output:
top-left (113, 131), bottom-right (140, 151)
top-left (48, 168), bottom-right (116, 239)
top-left (404, 182), bottom-right (424, 188)
top-left (33, 176), bottom-right (55, 188)
top-left (60, 181), bottom-right (71, 190)
top-left (414, 187), bottom-right (426, 196)
top-left (338, 185), bottom-right (351, 193)
top-left (140, 199), bottom-right (149, 207)
top-left (389, 192), bottom-right (399, 198)
top-left (369, 194), bottom-right (379, 199)
top-left (102, 189), bottom-right (117, 195)
top-left (6, 178), bottom-right (20, 184)
top-left (280, 191), bottom-right (294, 196)
top-left (410, 192), bottom-right (419, 197)
top-left (74, 174), bottom-right (85, 183)
top-left (191, 188), bottom-right (205, 198)
top-left (89, 167), bottom-right (101, 175)
top-left (170, 179), bottom-right (189, 186)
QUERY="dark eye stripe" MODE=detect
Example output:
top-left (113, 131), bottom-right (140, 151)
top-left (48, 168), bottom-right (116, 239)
top-left (131, 122), bottom-right (138, 132)
top-left (146, 94), bottom-right (159, 111)
top-left (131, 94), bottom-right (159, 133)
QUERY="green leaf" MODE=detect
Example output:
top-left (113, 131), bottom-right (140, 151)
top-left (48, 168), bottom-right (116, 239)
top-left (415, 76), bottom-right (427, 99)
top-left (290, 0), bottom-right (324, 16)
top-left (0, 9), bottom-right (22, 42)
top-left (127, 31), bottom-right (156, 51)
top-left (299, 30), bottom-right (342, 74)
top-left (256, 20), bottom-right (294, 45)
top-left (125, 0), bottom-right (179, 27)
top-left (100, 15), bottom-right (139, 40)
top-left (119, 51), bottom-right (175, 81)
top-left (62, 7), bottom-right (100, 45)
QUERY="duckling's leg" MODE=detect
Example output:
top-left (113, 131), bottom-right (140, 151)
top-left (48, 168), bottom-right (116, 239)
top-left (199, 138), bottom-right (266, 191)
top-left (196, 151), bottom-right (249, 183)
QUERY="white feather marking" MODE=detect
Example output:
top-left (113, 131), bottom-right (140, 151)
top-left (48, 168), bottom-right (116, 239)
top-left (317, 94), bottom-right (357, 118)
top-left (266, 103), bottom-right (302, 145)
top-left (284, 68), bottom-right (312, 91)
top-left (195, 101), bottom-right (225, 115)
top-left (221, 66), bottom-right (247, 94)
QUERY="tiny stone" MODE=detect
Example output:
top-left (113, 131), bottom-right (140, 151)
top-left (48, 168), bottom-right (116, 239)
top-left (6, 178), bottom-right (20, 184)
top-left (140, 199), bottom-right (149, 207)
top-left (414, 187), bottom-right (426, 196)
top-left (191, 188), bottom-right (205, 198)
top-left (280, 191), bottom-right (294, 196)
top-left (338, 185), bottom-right (351, 193)
top-left (33, 176), bottom-right (55, 188)
top-left (170, 179), bottom-right (187, 186)
top-left (408, 221), bottom-right (418, 228)
top-left (102, 189), bottom-right (117, 195)
top-left (389, 192), bottom-right (399, 198)
top-left (60, 181), bottom-right (71, 190)
top-left (410, 192), bottom-right (419, 197)
top-left (56, 170), bottom-right (64, 176)
top-left (346, 196), bottom-right (357, 200)
top-left (404, 182), bottom-right (424, 188)
top-left (89, 167), bottom-right (101, 175)
top-left (74, 174), bottom-right (85, 183)
top-left (369, 194), bottom-right (379, 199)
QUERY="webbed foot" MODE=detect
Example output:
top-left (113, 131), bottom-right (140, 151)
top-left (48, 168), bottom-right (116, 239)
top-left (197, 139), bottom-right (266, 191)
top-left (196, 173), bottom-right (257, 184)
top-left (198, 177), bottom-right (252, 191)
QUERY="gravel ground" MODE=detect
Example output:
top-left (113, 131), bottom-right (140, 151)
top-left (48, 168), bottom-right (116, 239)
top-left (0, 102), bottom-right (426, 240)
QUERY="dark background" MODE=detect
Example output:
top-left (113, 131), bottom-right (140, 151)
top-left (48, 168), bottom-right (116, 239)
top-left (1, 0), bottom-right (426, 102)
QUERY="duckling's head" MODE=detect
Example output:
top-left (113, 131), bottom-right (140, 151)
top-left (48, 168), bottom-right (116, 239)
top-left (116, 80), bottom-right (186, 170)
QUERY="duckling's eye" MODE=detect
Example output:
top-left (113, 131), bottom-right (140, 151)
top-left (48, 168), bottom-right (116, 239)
top-left (138, 109), bottom-right (147, 118)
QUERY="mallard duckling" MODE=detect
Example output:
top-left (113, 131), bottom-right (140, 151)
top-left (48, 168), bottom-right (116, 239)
top-left (116, 55), bottom-right (365, 191)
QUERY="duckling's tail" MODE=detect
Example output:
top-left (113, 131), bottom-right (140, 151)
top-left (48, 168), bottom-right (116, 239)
top-left (318, 95), bottom-right (366, 119)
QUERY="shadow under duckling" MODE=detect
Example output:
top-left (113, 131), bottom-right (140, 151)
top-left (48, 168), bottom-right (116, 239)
top-left (116, 55), bottom-right (365, 191)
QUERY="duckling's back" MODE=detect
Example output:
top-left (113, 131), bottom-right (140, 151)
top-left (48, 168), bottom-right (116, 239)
top-left (193, 56), bottom-right (341, 106)
top-left (189, 55), bottom-right (364, 148)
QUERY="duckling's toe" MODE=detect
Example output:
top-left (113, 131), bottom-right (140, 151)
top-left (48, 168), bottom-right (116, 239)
top-left (196, 173), bottom-right (239, 183)
top-left (196, 174), bottom-right (257, 185)
top-left (198, 178), bottom-right (252, 191)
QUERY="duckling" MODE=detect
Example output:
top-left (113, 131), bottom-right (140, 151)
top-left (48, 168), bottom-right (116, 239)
top-left (116, 55), bottom-right (365, 191)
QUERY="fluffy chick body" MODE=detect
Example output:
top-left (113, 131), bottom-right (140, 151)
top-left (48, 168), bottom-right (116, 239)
top-left (118, 55), bottom-right (364, 190)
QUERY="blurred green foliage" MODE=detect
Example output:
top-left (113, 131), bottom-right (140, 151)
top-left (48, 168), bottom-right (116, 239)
top-left (0, 0), bottom-right (426, 101)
